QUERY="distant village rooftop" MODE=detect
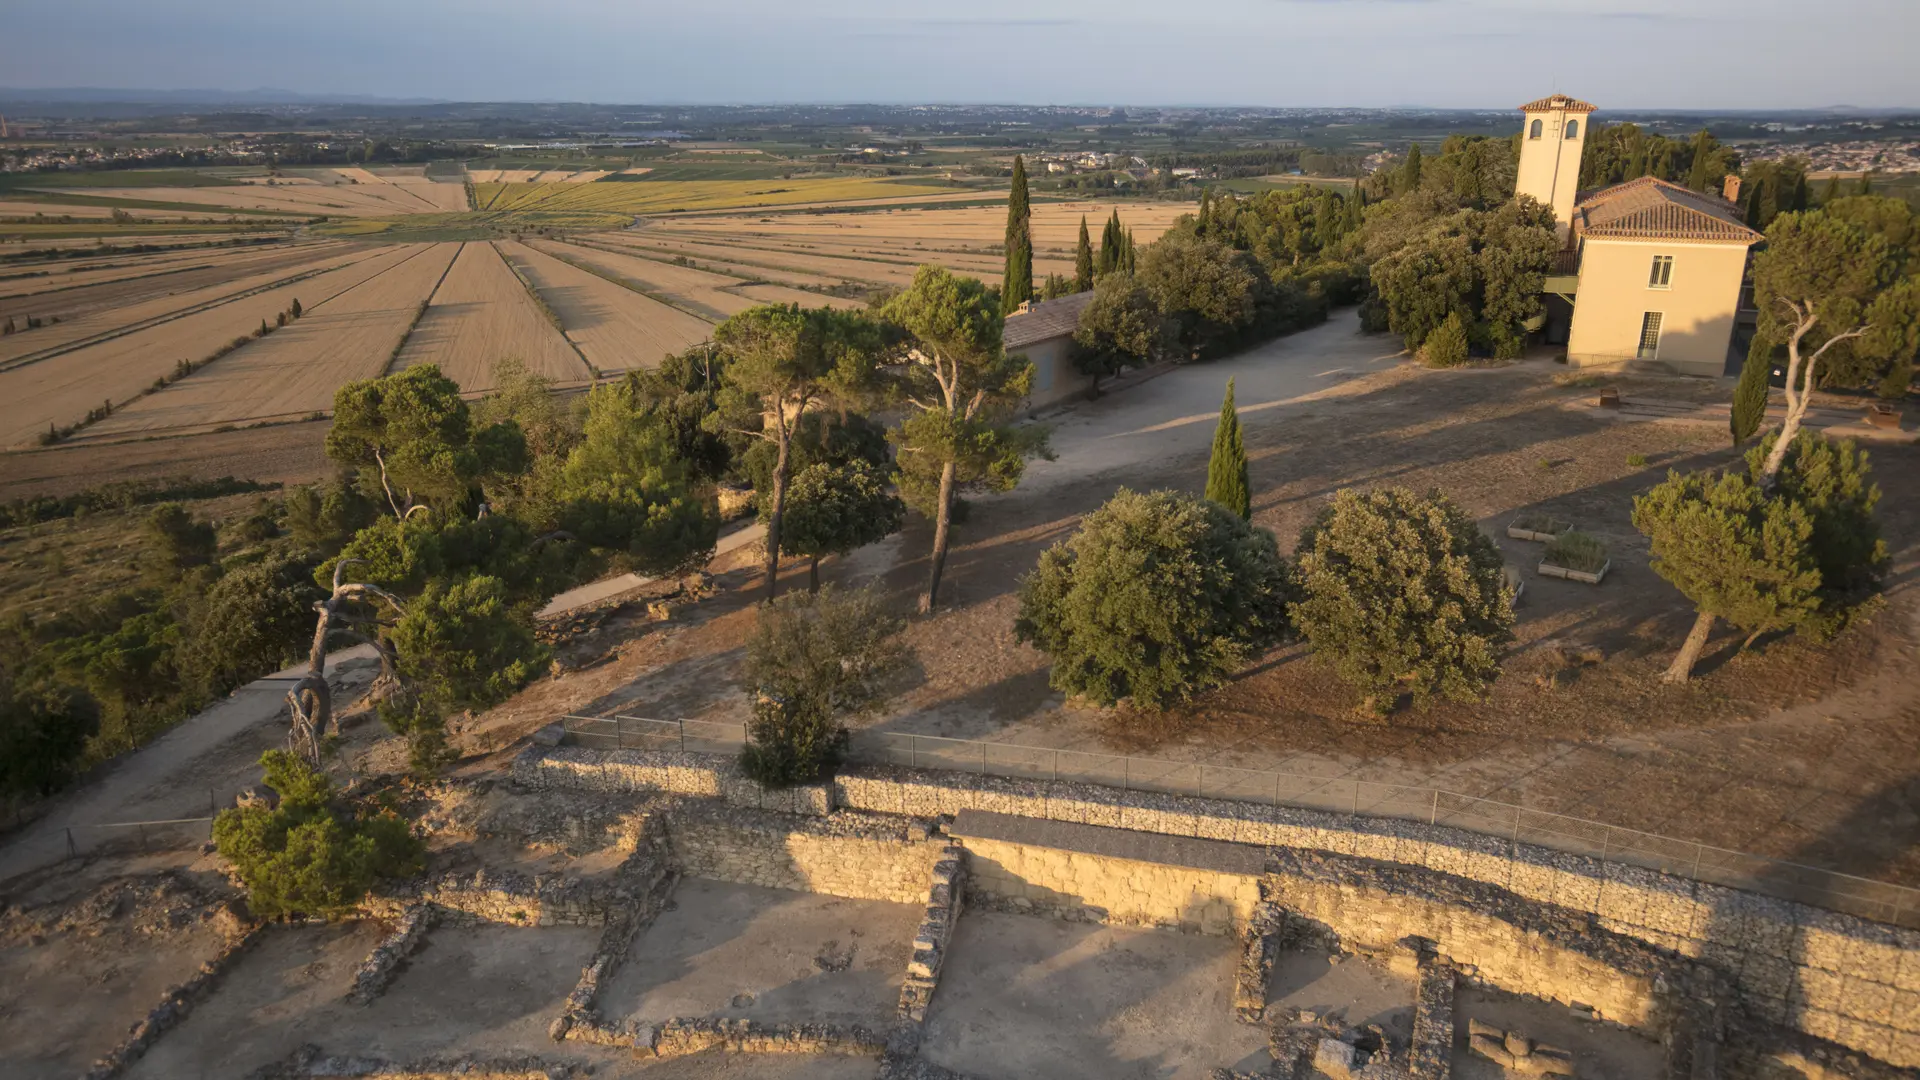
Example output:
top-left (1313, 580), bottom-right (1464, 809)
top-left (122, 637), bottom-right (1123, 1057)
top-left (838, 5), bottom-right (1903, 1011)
top-left (1573, 176), bottom-right (1762, 244)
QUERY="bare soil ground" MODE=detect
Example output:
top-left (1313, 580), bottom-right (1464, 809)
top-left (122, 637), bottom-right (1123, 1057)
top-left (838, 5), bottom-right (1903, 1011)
top-left (395, 241), bottom-right (590, 389)
top-left (1267, 948), bottom-right (1416, 1043)
top-left (0, 870), bottom-right (238, 1080)
top-left (920, 910), bottom-right (1269, 1080)
top-left (601, 878), bottom-right (920, 1033)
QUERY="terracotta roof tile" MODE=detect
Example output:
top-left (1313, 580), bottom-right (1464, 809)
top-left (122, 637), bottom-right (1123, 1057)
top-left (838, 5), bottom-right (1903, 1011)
top-left (1004, 290), bottom-right (1095, 350)
top-left (1519, 95), bottom-right (1599, 114)
top-left (1573, 176), bottom-right (1761, 243)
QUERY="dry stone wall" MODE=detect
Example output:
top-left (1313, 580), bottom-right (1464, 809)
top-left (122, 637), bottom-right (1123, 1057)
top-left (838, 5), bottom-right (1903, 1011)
top-left (517, 742), bottom-right (1920, 1070)
top-left (665, 800), bottom-right (946, 904)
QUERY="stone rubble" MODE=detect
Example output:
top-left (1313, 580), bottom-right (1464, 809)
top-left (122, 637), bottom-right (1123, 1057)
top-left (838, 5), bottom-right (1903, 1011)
top-left (246, 1043), bottom-right (578, 1079)
top-left (1466, 1017), bottom-right (1576, 1077)
top-left (1407, 949), bottom-right (1457, 1078)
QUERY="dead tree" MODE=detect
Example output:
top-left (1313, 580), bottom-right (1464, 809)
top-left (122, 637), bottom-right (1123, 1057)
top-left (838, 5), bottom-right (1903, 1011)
top-left (1755, 298), bottom-right (1869, 488)
top-left (287, 559), bottom-right (407, 769)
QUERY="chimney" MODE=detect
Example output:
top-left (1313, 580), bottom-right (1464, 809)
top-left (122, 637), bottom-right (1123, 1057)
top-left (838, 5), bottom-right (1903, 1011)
top-left (1722, 174), bottom-right (1742, 203)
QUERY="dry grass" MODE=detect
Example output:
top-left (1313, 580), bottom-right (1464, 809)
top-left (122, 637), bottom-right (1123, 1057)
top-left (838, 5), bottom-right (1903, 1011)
top-left (496, 239), bottom-right (714, 374)
top-left (83, 244), bottom-right (461, 437)
top-left (0, 246), bottom-right (385, 447)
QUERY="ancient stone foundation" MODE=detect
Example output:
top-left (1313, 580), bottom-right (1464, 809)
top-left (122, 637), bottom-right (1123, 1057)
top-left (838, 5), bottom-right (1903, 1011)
top-left (515, 742), bottom-right (1920, 1071)
top-left (85, 907), bottom-right (260, 1080)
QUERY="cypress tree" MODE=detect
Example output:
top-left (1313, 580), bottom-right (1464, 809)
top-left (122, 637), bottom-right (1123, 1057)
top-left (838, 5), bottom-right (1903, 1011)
top-left (1205, 378), bottom-right (1251, 520)
top-left (1074, 216), bottom-right (1094, 292)
top-left (1097, 210), bottom-right (1122, 275)
top-left (1124, 228), bottom-right (1137, 275)
top-left (1198, 188), bottom-right (1213, 235)
top-left (1401, 144), bottom-right (1423, 194)
top-left (1731, 335), bottom-right (1773, 445)
top-left (1821, 175), bottom-right (1841, 205)
top-left (1002, 155), bottom-right (1034, 315)
top-left (1791, 172), bottom-right (1809, 212)
top-left (1859, 173), bottom-right (1873, 195)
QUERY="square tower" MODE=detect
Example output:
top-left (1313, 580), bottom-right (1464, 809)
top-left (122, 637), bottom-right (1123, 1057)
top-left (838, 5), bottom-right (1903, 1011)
top-left (1515, 95), bottom-right (1596, 237)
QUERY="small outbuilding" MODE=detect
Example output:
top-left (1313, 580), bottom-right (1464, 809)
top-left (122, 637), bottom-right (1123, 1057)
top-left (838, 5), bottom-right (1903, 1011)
top-left (1004, 291), bottom-right (1097, 411)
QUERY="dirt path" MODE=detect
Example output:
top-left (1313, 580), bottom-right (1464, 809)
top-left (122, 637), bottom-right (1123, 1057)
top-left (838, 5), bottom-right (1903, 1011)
top-left (0, 646), bottom-right (378, 890)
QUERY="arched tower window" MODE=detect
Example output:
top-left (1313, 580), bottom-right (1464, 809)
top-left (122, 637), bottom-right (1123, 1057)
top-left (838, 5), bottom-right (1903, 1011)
top-left (1529, 119), bottom-right (1543, 140)
top-left (1565, 120), bottom-right (1580, 140)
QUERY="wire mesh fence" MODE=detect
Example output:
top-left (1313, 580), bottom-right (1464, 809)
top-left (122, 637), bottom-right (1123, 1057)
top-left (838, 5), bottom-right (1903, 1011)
top-left (559, 715), bottom-right (1919, 927)
top-left (64, 817), bottom-right (215, 859)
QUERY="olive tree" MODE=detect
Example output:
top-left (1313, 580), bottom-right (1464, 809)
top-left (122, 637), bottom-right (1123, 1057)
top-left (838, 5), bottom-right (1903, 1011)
top-left (1014, 489), bottom-right (1291, 710)
top-left (1291, 487), bottom-right (1513, 713)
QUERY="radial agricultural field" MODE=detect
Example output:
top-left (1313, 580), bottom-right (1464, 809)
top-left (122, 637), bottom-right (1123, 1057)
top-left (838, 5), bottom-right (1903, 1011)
top-left (496, 240), bottom-right (714, 374)
top-left (0, 244), bottom-right (400, 447)
top-left (81, 244), bottom-right (460, 437)
top-left (655, 199), bottom-right (1187, 257)
top-left (393, 241), bottom-right (592, 389)
top-left (0, 241), bottom-right (353, 330)
top-left (532, 238), bottom-right (859, 321)
top-left (0, 243), bottom-right (366, 369)
top-left (53, 180), bottom-right (469, 219)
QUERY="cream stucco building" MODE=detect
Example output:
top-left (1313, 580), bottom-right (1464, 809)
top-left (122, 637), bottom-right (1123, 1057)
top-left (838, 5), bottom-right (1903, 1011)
top-left (1518, 95), bottom-right (1761, 377)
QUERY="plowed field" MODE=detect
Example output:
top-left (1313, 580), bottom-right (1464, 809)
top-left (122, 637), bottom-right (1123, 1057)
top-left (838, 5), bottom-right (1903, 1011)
top-left (496, 240), bottom-right (712, 374)
top-left (394, 242), bottom-right (590, 390)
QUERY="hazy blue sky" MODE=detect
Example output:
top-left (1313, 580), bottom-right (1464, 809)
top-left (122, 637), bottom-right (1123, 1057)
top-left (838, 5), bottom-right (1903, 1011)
top-left (5, 0), bottom-right (1916, 109)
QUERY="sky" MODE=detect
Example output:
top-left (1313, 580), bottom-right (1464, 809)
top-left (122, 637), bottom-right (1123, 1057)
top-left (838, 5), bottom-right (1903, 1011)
top-left (4, 0), bottom-right (1917, 110)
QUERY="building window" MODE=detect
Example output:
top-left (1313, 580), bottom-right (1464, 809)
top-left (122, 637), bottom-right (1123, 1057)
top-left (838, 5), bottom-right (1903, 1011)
top-left (1649, 254), bottom-right (1674, 289)
top-left (1638, 312), bottom-right (1664, 359)
top-left (1565, 120), bottom-right (1580, 140)
top-left (1529, 119), bottom-right (1543, 140)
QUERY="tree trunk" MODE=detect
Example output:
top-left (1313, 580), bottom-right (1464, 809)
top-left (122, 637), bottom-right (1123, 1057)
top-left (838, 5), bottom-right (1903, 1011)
top-left (919, 459), bottom-right (958, 614)
top-left (1662, 609), bottom-right (1716, 684)
top-left (762, 433), bottom-right (791, 605)
top-left (808, 555), bottom-right (821, 594)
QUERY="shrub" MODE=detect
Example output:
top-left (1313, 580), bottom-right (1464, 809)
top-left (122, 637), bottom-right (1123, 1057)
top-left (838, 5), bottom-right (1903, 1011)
top-left (1419, 312), bottom-right (1470, 367)
top-left (212, 751), bottom-right (422, 919)
top-left (1014, 489), bottom-right (1292, 710)
top-left (1291, 487), bottom-right (1514, 712)
top-left (739, 587), bottom-right (908, 787)
top-left (1543, 531), bottom-right (1608, 573)
top-left (1626, 453), bottom-right (1648, 468)
top-left (0, 677), bottom-right (99, 799)
top-left (180, 553), bottom-right (319, 697)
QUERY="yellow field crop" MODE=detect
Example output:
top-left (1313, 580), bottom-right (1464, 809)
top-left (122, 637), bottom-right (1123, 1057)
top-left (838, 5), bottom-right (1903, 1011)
top-left (470, 177), bottom-right (957, 216)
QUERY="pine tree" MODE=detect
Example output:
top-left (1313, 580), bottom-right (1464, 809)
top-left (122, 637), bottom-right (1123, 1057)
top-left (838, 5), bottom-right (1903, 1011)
top-left (1074, 216), bottom-right (1094, 292)
top-left (1204, 378), bottom-right (1251, 520)
top-left (1731, 334), bottom-right (1773, 445)
top-left (1002, 155), bottom-right (1034, 315)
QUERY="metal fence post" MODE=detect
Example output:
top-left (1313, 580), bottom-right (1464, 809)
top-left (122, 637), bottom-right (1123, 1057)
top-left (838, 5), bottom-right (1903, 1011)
top-left (1691, 844), bottom-right (1704, 881)
top-left (1123, 756), bottom-right (1130, 792)
top-left (1051, 750), bottom-right (1059, 784)
top-left (981, 743), bottom-right (988, 776)
top-left (910, 736), bottom-right (918, 770)
top-left (679, 719), bottom-right (687, 755)
top-left (1351, 781), bottom-right (1359, 816)
top-left (1430, 789), bottom-right (1439, 826)
top-left (65, 827), bottom-right (76, 859)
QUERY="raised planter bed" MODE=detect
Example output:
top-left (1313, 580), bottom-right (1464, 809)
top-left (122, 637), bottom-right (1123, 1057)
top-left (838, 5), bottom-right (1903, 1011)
top-left (1539, 531), bottom-right (1610, 585)
top-left (1507, 515), bottom-right (1571, 543)
top-left (1538, 559), bottom-right (1609, 585)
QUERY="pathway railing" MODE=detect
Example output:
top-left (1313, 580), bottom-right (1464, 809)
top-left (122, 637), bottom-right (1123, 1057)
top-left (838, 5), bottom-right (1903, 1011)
top-left (559, 714), bottom-right (1920, 928)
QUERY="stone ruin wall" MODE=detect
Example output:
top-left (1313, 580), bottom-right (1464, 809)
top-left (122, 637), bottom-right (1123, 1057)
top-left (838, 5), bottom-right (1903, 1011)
top-left (513, 741), bottom-right (1920, 1070)
top-left (664, 800), bottom-right (948, 905)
